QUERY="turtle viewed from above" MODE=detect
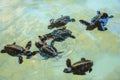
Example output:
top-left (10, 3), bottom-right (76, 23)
top-left (48, 15), bottom-right (75, 29)
top-left (79, 11), bottom-right (114, 31)
top-left (63, 58), bottom-right (93, 75)
top-left (1, 41), bottom-right (38, 64)
top-left (35, 37), bottom-right (63, 60)
top-left (39, 28), bottom-right (76, 46)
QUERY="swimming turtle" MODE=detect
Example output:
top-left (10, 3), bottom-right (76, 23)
top-left (79, 11), bottom-right (114, 31)
top-left (35, 39), bottom-right (63, 59)
top-left (63, 58), bottom-right (93, 75)
top-left (0, 41), bottom-right (38, 64)
top-left (39, 28), bottom-right (75, 46)
top-left (48, 15), bottom-right (75, 29)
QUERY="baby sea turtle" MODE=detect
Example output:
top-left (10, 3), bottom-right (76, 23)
top-left (48, 15), bottom-right (75, 29)
top-left (39, 28), bottom-right (75, 46)
top-left (79, 11), bottom-right (113, 31)
top-left (35, 39), bottom-right (63, 60)
top-left (1, 41), bottom-right (38, 64)
top-left (63, 58), bottom-right (93, 75)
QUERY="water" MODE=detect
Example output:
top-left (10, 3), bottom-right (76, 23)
top-left (0, 0), bottom-right (120, 80)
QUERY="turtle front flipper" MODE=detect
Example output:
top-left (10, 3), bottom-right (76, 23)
top-left (18, 56), bottom-right (23, 64)
top-left (79, 20), bottom-right (90, 26)
top-left (109, 15), bottom-right (114, 18)
top-left (25, 41), bottom-right (32, 50)
top-left (70, 35), bottom-right (76, 39)
top-left (66, 58), bottom-right (72, 67)
top-left (89, 68), bottom-right (92, 73)
top-left (1, 49), bottom-right (6, 53)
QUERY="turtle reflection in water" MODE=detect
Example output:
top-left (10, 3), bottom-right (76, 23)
top-left (35, 37), bottom-right (63, 60)
top-left (63, 58), bottom-right (93, 75)
top-left (39, 28), bottom-right (76, 46)
top-left (1, 41), bottom-right (38, 64)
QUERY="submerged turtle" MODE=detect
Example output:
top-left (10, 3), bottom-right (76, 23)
top-left (35, 39), bottom-right (63, 59)
top-left (48, 15), bottom-right (75, 29)
top-left (0, 41), bottom-right (38, 64)
top-left (63, 58), bottom-right (93, 75)
top-left (39, 28), bottom-right (76, 46)
top-left (79, 11), bottom-right (114, 31)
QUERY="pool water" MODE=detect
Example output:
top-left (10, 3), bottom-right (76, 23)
top-left (0, 0), bottom-right (120, 80)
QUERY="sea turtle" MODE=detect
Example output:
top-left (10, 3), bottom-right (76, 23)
top-left (35, 39), bottom-right (63, 59)
top-left (39, 28), bottom-right (75, 46)
top-left (48, 15), bottom-right (75, 29)
top-left (79, 11), bottom-right (114, 31)
top-left (0, 41), bottom-right (38, 64)
top-left (63, 58), bottom-right (93, 75)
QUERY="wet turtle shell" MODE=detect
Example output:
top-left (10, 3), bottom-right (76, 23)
top-left (4, 44), bottom-right (24, 56)
top-left (40, 45), bottom-right (58, 57)
top-left (72, 59), bottom-right (93, 74)
top-left (51, 29), bottom-right (72, 39)
top-left (48, 21), bottom-right (66, 29)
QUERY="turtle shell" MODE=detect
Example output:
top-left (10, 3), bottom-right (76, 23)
top-left (4, 44), bottom-right (24, 56)
top-left (48, 21), bottom-right (66, 29)
top-left (51, 29), bottom-right (72, 40)
top-left (72, 60), bottom-right (93, 73)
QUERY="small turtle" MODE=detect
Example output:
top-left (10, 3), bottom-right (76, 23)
top-left (35, 40), bottom-right (63, 60)
top-left (63, 58), bottom-right (93, 75)
top-left (1, 41), bottom-right (38, 64)
top-left (39, 28), bottom-right (75, 46)
top-left (79, 11), bottom-right (114, 31)
top-left (48, 15), bottom-right (75, 29)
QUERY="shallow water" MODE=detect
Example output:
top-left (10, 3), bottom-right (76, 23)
top-left (0, 0), bottom-right (120, 80)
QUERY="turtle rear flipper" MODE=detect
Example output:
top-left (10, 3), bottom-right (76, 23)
top-left (81, 58), bottom-right (86, 61)
top-left (12, 42), bottom-right (16, 45)
top-left (79, 20), bottom-right (96, 30)
top-left (25, 41), bottom-right (32, 50)
top-left (1, 49), bottom-right (6, 53)
top-left (79, 20), bottom-right (90, 26)
top-left (70, 35), bottom-right (76, 39)
top-left (66, 58), bottom-right (72, 67)
top-left (32, 51), bottom-right (39, 56)
top-left (18, 56), bottom-right (23, 64)
top-left (89, 68), bottom-right (92, 73)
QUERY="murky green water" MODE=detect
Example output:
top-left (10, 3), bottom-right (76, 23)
top-left (0, 0), bottom-right (120, 80)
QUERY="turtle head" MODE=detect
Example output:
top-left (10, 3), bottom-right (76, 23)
top-left (101, 13), bottom-right (108, 18)
top-left (63, 67), bottom-right (72, 73)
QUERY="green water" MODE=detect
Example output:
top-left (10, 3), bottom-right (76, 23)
top-left (0, 0), bottom-right (120, 80)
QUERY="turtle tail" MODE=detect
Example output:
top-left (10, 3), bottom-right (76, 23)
top-left (66, 58), bottom-right (72, 67)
